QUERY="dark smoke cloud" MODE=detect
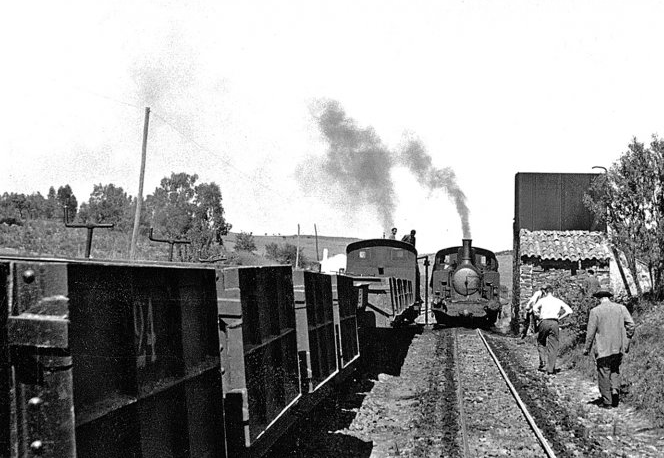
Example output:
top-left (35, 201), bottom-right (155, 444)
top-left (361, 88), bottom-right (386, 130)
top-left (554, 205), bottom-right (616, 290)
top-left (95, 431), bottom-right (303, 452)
top-left (398, 136), bottom-right (471, 238)
top-left (300, 99), bottom-right (471, 238)
top-left (300, 99), bottom-right (397, 230)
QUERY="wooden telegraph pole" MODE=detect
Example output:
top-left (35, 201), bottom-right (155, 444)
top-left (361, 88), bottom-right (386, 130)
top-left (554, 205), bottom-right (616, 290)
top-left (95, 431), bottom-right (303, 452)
top-left (295, 224), bottom-right (301, 268)
top-left (314, 224), bottom-right (320, 261)
top-left (130, 107), bottom-right (150, 260)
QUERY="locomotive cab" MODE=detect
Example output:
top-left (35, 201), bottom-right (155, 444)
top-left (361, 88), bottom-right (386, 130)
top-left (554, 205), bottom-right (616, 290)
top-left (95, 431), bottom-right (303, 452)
top-left (346, 239), bottom-right (421, 327)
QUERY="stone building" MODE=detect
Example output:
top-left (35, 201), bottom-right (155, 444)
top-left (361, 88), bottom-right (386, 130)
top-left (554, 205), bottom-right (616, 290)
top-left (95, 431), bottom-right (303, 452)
top-left (516, 229), bottom-right (611, 318)
top-left (514, 229), bottom-right (651, 324)
top-left (512, 172), bottom-right (651, 331)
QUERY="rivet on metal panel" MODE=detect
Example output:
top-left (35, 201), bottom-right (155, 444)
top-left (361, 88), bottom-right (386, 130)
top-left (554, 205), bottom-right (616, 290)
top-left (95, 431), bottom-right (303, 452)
top-left (27, 397), bottom-right (43, 408)
top-left (30, 440), bottom-right (43, 454)
top-left (22, 269), bottom-right (36, 284)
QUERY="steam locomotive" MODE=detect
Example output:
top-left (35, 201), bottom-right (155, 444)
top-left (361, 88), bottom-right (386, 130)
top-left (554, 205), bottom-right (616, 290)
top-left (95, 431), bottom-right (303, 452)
top-left (345, 239), bottom-right (422, 327)
top-left (430, 238), bottom-right (501, 325)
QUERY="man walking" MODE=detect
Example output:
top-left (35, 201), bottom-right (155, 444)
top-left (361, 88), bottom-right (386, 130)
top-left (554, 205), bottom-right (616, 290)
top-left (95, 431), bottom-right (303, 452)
top-left (583, 287), bottom-right (635, 408)
top-left (532, 284), bottom-right (573, 374)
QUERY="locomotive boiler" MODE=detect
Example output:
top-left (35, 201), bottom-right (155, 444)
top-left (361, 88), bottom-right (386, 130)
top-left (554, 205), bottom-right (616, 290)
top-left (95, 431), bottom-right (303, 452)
top-left (430, 238), bottom-right (501, 325)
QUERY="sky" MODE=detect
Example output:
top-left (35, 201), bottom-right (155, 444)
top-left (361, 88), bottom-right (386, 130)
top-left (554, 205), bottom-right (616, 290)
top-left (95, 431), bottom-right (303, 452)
top-left (2, 1), bottom-right (664, 254)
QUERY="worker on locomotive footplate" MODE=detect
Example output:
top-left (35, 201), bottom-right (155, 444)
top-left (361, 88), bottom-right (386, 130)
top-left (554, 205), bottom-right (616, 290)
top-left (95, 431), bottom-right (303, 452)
top-left (532, 284), bottom-right (573, 375)
top-left (388, 227), bottom-right (398, 240)
top-left (583, 287), bottom-right (635, 409)
top-left (521, 285), bottom-right (546, 338)
top-left (401, 229), bottom-right (416, 247)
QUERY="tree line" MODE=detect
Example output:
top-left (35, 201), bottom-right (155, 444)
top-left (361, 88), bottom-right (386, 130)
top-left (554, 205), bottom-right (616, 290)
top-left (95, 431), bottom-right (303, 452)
top-left (1, 172), bottom-right (231, 259)
top-left (0, 185), bottom-right (78, 223)
top-left (585, 135), bottom-right (664, 300)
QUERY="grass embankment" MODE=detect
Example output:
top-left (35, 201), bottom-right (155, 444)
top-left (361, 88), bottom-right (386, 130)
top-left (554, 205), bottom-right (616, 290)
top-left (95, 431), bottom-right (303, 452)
top-left (0, 219), bottom-right (358, 265)
top-left (558, 295), bottom-right (664, 426)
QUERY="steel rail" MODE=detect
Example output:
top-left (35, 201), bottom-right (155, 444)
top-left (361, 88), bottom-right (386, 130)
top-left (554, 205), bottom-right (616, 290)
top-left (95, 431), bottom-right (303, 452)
top-left (476, 329), bottom-right (558, 458)
top-left (453, 328), bottom-right (471, 457)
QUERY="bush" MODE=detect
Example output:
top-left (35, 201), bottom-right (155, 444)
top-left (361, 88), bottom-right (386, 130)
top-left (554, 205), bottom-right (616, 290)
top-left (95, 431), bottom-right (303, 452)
top-left (0, 217), bottom-right (22, 226)
top-left (265, 242), bottom-right (308, 268)
top-left (234, 231), bottom-right (257, 252)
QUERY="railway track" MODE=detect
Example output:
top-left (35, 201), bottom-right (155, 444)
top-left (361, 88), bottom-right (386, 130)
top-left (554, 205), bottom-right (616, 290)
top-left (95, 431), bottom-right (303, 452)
top-left (454, 328), bottom-right (556, 457)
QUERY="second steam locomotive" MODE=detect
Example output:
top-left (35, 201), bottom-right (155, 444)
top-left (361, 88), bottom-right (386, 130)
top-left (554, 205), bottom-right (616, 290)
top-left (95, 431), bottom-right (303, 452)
top-left (430, 238), bottom-right (501, 325)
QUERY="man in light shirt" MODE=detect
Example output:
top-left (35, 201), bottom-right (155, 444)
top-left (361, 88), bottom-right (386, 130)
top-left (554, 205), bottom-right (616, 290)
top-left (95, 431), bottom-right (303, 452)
top-left (532, 284), bottom-right (573, 375)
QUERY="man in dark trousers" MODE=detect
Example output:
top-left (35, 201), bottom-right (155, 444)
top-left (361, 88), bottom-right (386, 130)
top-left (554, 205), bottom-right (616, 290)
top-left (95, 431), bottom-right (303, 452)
top-left (532, 284), bottom-right (573, 374)
top-left (583, 287), bottom-right (635, 408)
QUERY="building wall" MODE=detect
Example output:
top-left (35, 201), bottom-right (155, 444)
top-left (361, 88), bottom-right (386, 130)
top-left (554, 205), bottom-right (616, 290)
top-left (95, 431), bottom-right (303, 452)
top-left (516, 258), bottom-right (609, 320)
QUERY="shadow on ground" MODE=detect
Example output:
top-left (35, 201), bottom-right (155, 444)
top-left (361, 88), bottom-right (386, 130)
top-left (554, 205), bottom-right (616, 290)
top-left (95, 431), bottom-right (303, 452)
top-left (265, 324), bottom-right (422, 457)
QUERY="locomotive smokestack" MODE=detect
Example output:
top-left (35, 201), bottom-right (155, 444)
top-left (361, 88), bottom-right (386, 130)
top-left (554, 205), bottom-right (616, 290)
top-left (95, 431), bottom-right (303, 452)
top-left (461, 239), bottom-right (473, 265)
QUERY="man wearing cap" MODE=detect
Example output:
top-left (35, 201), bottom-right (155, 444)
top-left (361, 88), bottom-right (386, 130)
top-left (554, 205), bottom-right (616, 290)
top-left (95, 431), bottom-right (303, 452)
top-left (583, 287), bottom-right (635, 408)
top-left (532, 284), bottom-right (573, 374)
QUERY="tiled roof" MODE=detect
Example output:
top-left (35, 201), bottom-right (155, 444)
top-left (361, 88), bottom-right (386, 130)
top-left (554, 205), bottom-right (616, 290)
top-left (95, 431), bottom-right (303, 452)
top-left (519, 229), bottom-right (610, 261)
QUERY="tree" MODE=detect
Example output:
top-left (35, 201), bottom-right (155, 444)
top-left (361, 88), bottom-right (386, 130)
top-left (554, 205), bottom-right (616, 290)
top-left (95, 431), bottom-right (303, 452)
top-left (145, 172), bottom-right (232, 260)
top-left (9, 193), bottom-right (28, 219)
top-left (57, 185), bottom-right (78, 221)
top-left (45, 186), bottom-right (59, 219)
top-left (234, 232), bottom-right (257, 252)
top-left (584, 136), bottom-right (664, 299)
top-left (193, 182), bottom-right (232, 251)
top-left (25, 192), bottom-right (46, 219)
top-left (83, 183), bottom-right (134, 230)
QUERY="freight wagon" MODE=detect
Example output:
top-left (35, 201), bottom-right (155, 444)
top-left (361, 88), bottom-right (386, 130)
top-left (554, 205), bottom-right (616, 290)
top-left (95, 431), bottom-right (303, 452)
top-left (0, 256), bottom-right (360, 458)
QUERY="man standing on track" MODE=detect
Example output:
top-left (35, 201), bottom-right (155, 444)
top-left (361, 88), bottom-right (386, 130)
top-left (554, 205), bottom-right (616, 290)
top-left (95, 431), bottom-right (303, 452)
top-left (583, 287), bottom-right (635, 408)
top-left (532, 284), bottom-right (573, 375)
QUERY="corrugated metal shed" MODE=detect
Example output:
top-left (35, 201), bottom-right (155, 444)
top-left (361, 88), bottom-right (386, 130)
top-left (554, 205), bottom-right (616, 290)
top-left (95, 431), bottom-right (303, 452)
top-left (519, 229), bottom-right (610, 261)
top-left (514, 173), bottom-right (605, 232)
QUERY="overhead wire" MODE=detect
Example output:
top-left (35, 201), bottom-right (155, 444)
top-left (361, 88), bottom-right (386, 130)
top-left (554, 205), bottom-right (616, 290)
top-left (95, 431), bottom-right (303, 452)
top-left (57, 78), bottom-right (301, 207)
top-left (47, 79), bottom-right (312, 233)
top-left (149, 110), bottom-right (301, 206)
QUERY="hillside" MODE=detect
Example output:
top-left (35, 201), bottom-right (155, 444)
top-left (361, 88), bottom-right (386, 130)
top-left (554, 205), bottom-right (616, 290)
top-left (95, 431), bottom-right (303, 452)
top-left (222, 232), bottom-right (361, 263)
top-left (0, 219), bottom-right (361, 264)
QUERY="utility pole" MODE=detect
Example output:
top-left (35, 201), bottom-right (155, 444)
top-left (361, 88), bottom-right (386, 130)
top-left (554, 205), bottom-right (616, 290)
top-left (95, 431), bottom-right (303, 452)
top-left (314, 224), bottom-right (320, 261)
top-left (130, 107), bottom-right (150, 260)
top-left (295, 224), bottom-right (300, 269)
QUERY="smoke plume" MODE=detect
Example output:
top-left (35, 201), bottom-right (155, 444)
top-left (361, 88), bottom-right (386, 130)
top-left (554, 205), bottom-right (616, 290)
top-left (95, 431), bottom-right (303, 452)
top-left (301, 99), bottom-right (397, 230)
top-left (398, 136), bottom-right (471, 238)
top-left (301, 99), bottom-right (471, 238)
